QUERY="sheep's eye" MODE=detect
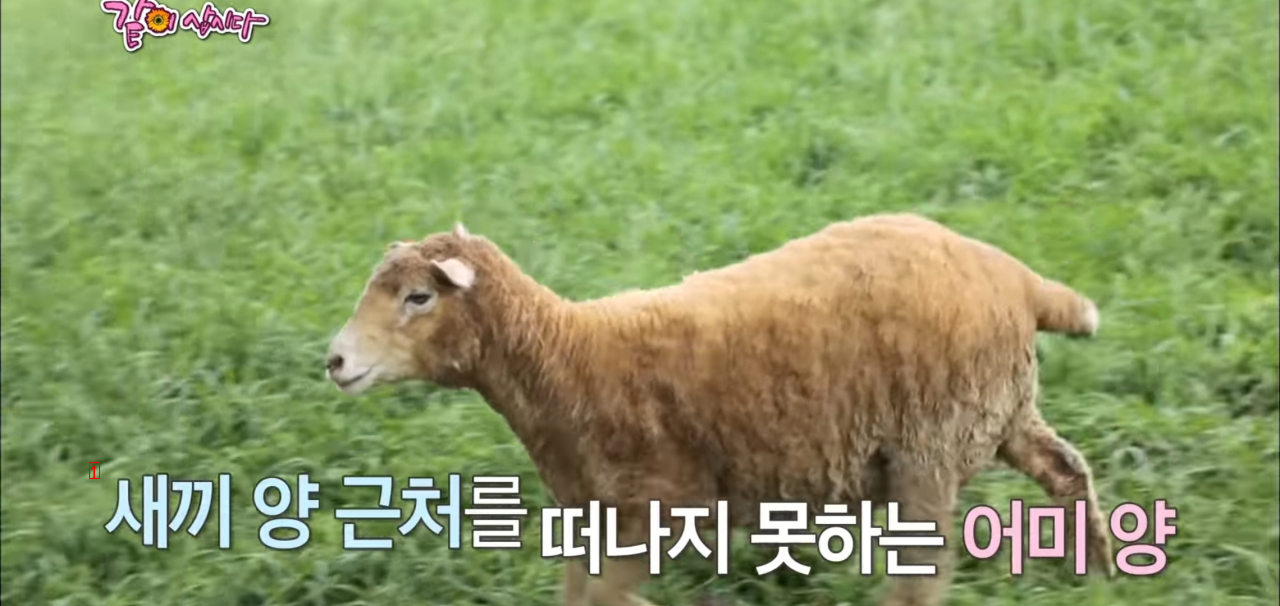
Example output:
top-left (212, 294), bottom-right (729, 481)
top-left (404, 292), bottom-right (433, 306)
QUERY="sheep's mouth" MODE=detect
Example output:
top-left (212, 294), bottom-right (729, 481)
top-left (335, 368), bottom-right (371, 389)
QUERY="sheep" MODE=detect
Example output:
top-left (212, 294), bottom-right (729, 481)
top-left (324, 214), bottom-right (1114, 606)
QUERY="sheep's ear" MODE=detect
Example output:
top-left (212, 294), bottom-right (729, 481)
top-left (452, 222), bottom-right (470, 239)
top-left (430, 258), bottom-right (475, 290)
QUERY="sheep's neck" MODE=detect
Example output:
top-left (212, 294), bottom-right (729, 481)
top-left (468, 276), bottom-right (601, 499)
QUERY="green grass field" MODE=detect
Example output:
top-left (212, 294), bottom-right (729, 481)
top-left (2, 1), bottom-right (1277, 604)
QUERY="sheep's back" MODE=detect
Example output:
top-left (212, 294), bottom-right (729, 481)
top-left (592, 214), bottom-right (1039, 509)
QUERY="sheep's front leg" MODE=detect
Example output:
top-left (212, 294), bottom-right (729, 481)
top-left (564, 560), bottom-right (589, 606)
top-left (562, 555), bottom-right (659, 606)
top-left (877, 466), bottom-right (958, 606)
top-left (587, 556), bottom-right (659, 606)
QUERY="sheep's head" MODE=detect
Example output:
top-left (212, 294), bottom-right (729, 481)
top-left (325, 222), bottom-right (484, 395)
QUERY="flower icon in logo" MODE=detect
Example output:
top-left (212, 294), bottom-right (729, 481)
top-left (145, 8), bottom-right (171, 34)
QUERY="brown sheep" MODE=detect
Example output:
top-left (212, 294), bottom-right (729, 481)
top-left (324, 214), bottom-right (1114, 606)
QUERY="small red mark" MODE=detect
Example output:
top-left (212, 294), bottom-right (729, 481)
top-left (90, 462), bottom-right (102, 479)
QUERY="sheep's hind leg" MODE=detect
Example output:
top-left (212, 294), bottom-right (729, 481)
top-left (998, 413), bottom-right (1115, 578)
top-left (876, 463), bottom-right (958, 606)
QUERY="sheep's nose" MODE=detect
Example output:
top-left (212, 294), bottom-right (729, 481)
top-left (326, 353), bottom-right (344, 373)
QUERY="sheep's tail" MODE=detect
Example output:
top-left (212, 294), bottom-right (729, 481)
top-left (1032, 278), bottom-right (1099, 337)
